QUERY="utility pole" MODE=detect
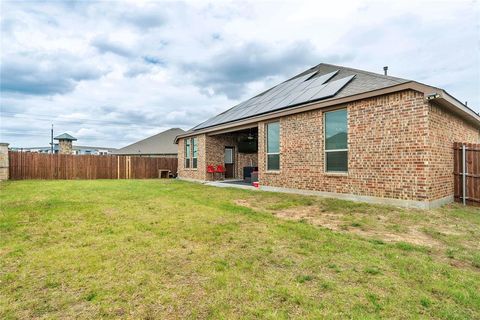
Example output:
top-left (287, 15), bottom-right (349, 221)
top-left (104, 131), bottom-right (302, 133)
top-left (50, 124), bottom-right (54, 154)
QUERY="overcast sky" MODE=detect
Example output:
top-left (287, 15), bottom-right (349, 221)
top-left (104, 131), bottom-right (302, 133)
top-left (1, 0), bottom-right (479, 148)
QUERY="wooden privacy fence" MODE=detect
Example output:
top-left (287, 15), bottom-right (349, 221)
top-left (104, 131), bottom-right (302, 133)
top-left (454, 142), bottom-right (480, 206)
top-left (8, 152), bottom-right (178, 180)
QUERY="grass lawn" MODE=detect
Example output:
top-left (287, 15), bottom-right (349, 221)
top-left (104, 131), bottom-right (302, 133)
top-left (1, 180), bottom-right (479, 319)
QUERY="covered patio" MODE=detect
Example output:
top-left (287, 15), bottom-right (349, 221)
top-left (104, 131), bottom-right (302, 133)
top-left (205, 126), bottom-right (259, 184)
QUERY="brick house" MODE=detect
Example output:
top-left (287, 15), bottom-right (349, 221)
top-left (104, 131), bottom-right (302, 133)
top-left (175, 63), bottom-right (480, 208)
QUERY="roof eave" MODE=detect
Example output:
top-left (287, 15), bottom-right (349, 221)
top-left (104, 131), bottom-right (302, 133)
top-left (430, 90), bottom-right (480, 127)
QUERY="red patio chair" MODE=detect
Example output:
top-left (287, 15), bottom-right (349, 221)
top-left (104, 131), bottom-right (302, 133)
top-left (215, 164), bottom-right (225, 180)
top-left (207, 164), bottom-right (215, 180)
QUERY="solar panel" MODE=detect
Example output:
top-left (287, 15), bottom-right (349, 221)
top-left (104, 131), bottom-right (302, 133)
top-left (193, 71), bottom-right (355, 130)
top-left (288, 83), bottom-right (328, 106)
top-left (262, 95), bottom-right (291, 112)
top-left (236, 103), bottom-right (260, 119)
top-left (269, 70), bottom-right (338, 104)
top-left (254, 87), bottom-right (282, 104)
top-left (227, 100), bottom-right (250, 111)
top-left (279, 74), bottom-right (354, 112)
top-left (309, 75), bottom-right (355, 101)
top-left (260, 82), bottom-right (294, 102)
top-left (237, 72), bottom-right (311, 106)
top-left (292, 81), bottom-right (311, 93)
top-left (237, 96), bottom-right (261, 110)
top-left (307, 70), bottom-right (338, 87)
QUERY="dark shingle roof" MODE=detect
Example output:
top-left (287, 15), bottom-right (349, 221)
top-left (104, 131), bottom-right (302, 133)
top-left (73, 145), bottom-right (118, 152)
top-left (54, 133), bottom-right (77, 141)
top-left (308, 63), bottom-right (408, 99)
top-left (113, 128), bottom-right (185, 155)
top-left (192, 63), bottom-right (410, 131)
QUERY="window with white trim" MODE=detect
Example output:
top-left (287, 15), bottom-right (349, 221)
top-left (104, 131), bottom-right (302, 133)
top-left (266, 122), bottom-right (280, 171)
top-left (185, 139), bottom-right (191, 168)
top-left (324, 109), bottom-right (348, 172)
top-left (192, 138), bottom-right (198, 169)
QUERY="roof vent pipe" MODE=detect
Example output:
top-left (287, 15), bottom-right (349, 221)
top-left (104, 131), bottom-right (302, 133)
top-left (383, 66), bottom-right (388, 76)
top-left (465, 101), bottom-right (468, 106)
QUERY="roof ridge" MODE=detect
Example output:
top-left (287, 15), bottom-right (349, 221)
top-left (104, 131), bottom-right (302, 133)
top-left (318, 63), bottom-right (408, 83)
top-left (54, 133), bottom-right (77, 140)
top-left (164, 127), bottom-right (183, 131)
top-left (117, 128), bottom-right (183, 150)
top-left (74, 145), bottom-right (116, 149)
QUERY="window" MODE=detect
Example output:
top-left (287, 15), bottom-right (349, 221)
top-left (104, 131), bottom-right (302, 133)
top-left (266, 122), bottom-right (280, 171)
top-left (185, 139), bottom-right (191, 168)
top-left (192, 138), bottom-right (198, 169)
top-left (324, 109), bottom-right (348, 172)
top-left (224, 147), bottom-right (233, 164)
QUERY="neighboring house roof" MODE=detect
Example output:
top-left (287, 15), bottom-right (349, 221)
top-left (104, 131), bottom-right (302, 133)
top-left (74, 145), bottom-right (118, 152)
top-left (11, 146), bottom-right (53, 150)
top-left (177, 63), bottom-right (480, 140)
top-left (113, 128), bottom-right (185, 155)
top-left (54, 133), bottom-right (77, 141)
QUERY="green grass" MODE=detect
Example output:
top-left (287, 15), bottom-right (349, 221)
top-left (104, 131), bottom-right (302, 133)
top-left (0, 180), bottom-right (479, 319)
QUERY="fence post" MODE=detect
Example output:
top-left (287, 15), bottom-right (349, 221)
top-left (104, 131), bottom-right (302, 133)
top-left (129, 156), bottom-right (132, 179)
top-left (126, 156), bottom-right (131, 179)
top-left (0, 143), bottom-right (9, 181)
top-left (462, 144), bottom-right (466, 206)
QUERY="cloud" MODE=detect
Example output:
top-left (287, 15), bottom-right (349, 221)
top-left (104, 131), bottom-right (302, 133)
top-left (0, 53), bottom-right (106, 95)
top-left (91, 36), bottom-right (135, 58)
top-left (143, 55), bottom-right (165, 65)
top-left (123, 63), bottom-right (152, 78)
top-left (121, 8), bottom-right (167, 30)
top-left (123, 56), bottom-right (166, 78)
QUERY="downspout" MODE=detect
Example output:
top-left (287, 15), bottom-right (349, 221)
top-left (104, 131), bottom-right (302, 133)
top-left (462, 144), bottom-right (466, 206)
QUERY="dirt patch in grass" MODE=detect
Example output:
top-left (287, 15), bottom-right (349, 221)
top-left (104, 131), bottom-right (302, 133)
top-left (242, 193), bottom-right (480, 271)
top-left (233, 199), bottom-right (252, 208)
top-left (275, 206), bottom-right (341, 231)
top-left (234, 196), bottom-right (480, 271)
top-left (234, 198), bottom-right (478, 252)
top-left (102, 208), bottom-right (119, 216)
top-left (274, 205), bottom-right (443, 248)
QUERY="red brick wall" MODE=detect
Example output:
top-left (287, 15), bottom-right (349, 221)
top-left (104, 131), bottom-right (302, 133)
top-left (178, 134), bottom-right (258, 181)
top-left (177, 134), bottom-right (207, 181)
top-left (428, 104), bottom-right (479, 200)
top-left (205, 135), bottom-right (234, 180)
top-left (258, 90), bottom-right (431, 201)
